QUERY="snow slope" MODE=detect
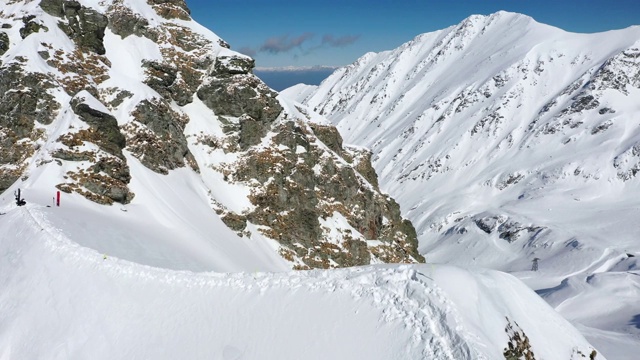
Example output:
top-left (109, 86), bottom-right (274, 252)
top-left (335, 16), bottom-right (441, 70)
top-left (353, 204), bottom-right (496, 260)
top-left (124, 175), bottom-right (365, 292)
top-left (284, 11), bottom-right (640, 357)
top-left (0, 3), bottom-right (611, 357)
top-left (0, 205), bottom-right (599, 359)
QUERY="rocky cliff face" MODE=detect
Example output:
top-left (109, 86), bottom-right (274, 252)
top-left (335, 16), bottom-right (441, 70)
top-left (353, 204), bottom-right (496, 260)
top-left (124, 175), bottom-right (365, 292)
top-left (0, 0), bottom-right (422, 268)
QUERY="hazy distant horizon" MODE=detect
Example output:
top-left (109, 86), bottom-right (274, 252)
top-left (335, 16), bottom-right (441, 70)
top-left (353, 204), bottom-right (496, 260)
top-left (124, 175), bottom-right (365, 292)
top-left (254, 68), bottom-right (335, 91)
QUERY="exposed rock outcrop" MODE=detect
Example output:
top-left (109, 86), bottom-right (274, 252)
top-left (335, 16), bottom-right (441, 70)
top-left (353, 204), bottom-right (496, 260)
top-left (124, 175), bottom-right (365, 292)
top-left (226, 120), bottom-right (424, 269)
top-left (0, 63), bottom-right (58, 192)
top-left (0, 32), bottom-right (9, 56)
top-left (54, 93), bottom-right (133, 205)
top-left (147, 0), bottom-right (190, 20)
top-left (124, 99), bottom-right (198, 174)
top-left (40, 0), bottom-right (109, 55)
top-left (19, 15), bottom-right (48, 39)
top-left (198, 56), bottom-right (282, 149)
top-left (107, 2), bottom-right (156, 40)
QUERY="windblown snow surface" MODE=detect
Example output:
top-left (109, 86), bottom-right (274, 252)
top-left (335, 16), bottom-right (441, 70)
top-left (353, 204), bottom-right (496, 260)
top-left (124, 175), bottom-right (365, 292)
top-left (0, 204), bottom-right (598, 359)
top-left (283, 11), bottom-right (640, 359)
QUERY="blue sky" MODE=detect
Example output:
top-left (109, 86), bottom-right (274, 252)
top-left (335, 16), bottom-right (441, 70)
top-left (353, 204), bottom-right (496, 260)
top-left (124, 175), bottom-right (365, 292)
top-left (187, 0), bottom-right (640, 69)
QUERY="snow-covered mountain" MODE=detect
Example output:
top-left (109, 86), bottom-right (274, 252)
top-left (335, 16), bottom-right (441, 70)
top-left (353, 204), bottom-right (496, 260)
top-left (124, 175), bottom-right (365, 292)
top-left (0, 0), bottom-right (424, 270)
top-left (0, 2), bottom-right (609, 358)
top-left (284, 11), bottom-right (640, 357)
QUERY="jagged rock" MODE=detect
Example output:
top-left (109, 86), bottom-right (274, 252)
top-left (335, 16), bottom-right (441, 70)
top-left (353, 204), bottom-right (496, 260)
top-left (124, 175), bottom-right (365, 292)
top-left (590, 50), bottom-right (640, 94)
top-left (82, 176), bottom-right (130, 203)
top-left (614, 142), bottom-right (640, 181)
top-left (231, 120), bottom-right (424, 268)
top-left (0, 32), bottom-right (9, 56)
top-left (147, 0), bottom-right (190, 20)
top-left (217, 39), bottom-right (230, 49)
top-left (92, 157), bottom-right (131, 183)
top-left (213, 55), bottom-right (255, 75)
top-left (142, 60), bottom-right (177, 97)
top-left (498, 221), bottom-right (544, 243)
top-left (106, 3), bottom-right (157, 41)
top-left (503, 318), bottom-right (535, 360)
top-left (346, 146), bottom-right (380, 190)
top-left (221, 212), bottom-right (247, 232)
top-left (56, 93), bottom-right (134, 205)
top-left (70, 96), bottom-right (126, 158)
top-left (147, 0), bottom-right (190, 13)
top-left (591, 120), bottom-right (613, 135)
top-left (1, 0), bottom-right (423, 271)
top-left (128, 24), bottom-right (216, 106)
top-left (125, 99), bottom-right (197, 174)
top-left (40, 0), bottom-right (109, 55)
top-left (0, 63), bottom-right (59, 193)
top-left (496, 173), bottom-right (524, 190)
top-left (51, 149), bottom-right (94, 162)
top-left (198, 73), bottom-right (282, 149)
top-left (310, 123), bottom-right (344, 156)
top-left (598, 107), bottom-right (615, 115)
top-left (474, 215), bottom-right (507, 234)
top-left (20, 15), bottom-right (48, 39)
top-left (103, 88), bottom-right (133, 108)
top-left (568, 94), bottom-right (600, 113)
top-left (0, 64), bottom-right (58, 136)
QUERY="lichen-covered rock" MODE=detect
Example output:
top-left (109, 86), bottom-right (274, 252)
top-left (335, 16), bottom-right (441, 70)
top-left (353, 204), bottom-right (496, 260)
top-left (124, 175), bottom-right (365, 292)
top-left (221, 212), bottom-right (247, 232)
top-left (54, 95), bottom-right (134, 205)
top-left (198, 75), bottom-right (282, 122)
top-left (141, 25), bottom-right (213, 106)
top-left (101, 87), bottom-right (133, 109)
top-left (106, 1), bottom-right (158, 41)
top-left (0, 64), bottom-right (58, 193)
top-left (197, 73), bottom-right (282, 149)
top-left (310, 123), bottom-right (344, 156)
top-left (57, 165), bottom-right (133, 205)
top-left (345, 146), bottom-right (380, 190)
top-left (40, 0), bottom-right (109, 55)
top-left (227, 119), bottom-right (424, 268)
top-left (146, 0), bottom-right (190, 20)
top-left (142, 60), bottom-right (177, 98)
top-left (213, 55), bottom-right (255, 75)
top-left (504, 318), bottom-right (535, 360)
top-left (125, 99), bottom-right (198, 174)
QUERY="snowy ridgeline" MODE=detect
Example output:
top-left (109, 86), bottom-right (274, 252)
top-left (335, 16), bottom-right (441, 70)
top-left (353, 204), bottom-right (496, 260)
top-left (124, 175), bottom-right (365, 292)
top-left (0, 206), bottom-right (599, 360)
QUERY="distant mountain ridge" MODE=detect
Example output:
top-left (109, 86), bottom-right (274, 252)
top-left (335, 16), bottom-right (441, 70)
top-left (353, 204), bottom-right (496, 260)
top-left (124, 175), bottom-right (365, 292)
top-left (288, 11), bottom-right (640, 270)
top-left (285, 11), bottom-right (640, 356)
top-left (255, 65), bottom-right (339, 72)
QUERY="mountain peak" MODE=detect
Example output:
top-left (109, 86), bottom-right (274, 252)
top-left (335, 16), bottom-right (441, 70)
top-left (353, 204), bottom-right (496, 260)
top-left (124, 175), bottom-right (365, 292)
top-left (292, 11), bottom-right (640, 357)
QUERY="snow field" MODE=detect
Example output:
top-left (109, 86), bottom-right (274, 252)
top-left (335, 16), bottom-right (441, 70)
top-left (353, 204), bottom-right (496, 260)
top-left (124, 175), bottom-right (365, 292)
top-left (0, 205), bottom-right (600, 359)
